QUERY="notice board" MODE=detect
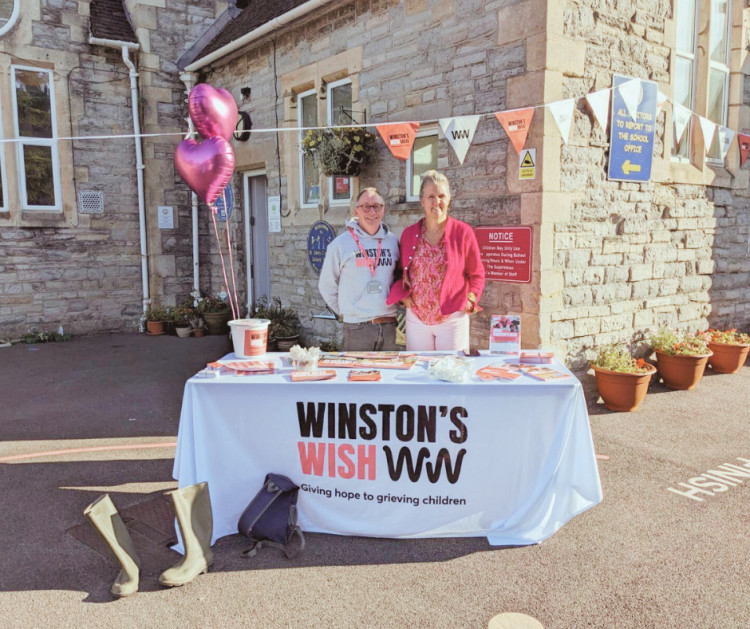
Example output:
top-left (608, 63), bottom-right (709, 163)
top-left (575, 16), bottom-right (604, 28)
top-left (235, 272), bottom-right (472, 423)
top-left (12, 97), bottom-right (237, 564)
top-left (608, 75), bottom-right (657, 182)
top-left (474, 226), bottom-right (532, 284)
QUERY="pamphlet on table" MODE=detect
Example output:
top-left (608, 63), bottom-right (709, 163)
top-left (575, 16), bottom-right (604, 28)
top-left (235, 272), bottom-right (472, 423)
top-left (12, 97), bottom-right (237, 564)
top-left (489, 314), bottom-right (521, 355)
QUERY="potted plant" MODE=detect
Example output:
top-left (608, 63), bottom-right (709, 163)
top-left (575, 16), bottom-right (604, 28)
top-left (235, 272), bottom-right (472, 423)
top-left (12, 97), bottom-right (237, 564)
top-left (590, 345), bottom-right (656, 411)
top-left (173, 302), bottom-right (194, 338)
top-left (649, 326), bottom-right (712, 390)
top-left (145, 306), bottom-right (168, 335)
top-left (189, 314), bottom-right (206, 338)
top-left (703, 328), bottom-right (750, 374)
top-left (301, 126), bottom-right (377, 176)
top-left (197, 294), bottom-right (232, 335)
top-left (251, 296), bottom-right (300, 351)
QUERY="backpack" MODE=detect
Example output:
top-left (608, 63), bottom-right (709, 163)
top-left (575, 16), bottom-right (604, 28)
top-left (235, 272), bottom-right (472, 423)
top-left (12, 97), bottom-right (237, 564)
top-left (237, 473), bottom-right (305, 559)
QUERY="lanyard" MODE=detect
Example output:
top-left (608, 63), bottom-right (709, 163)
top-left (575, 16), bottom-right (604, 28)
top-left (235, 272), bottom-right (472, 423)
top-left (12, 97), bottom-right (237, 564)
top-left (349, 228), bottom-right (382, 278)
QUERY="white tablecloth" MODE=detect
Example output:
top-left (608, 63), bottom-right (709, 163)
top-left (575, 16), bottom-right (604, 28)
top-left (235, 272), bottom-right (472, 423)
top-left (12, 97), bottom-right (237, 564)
top-left (173, 352), bottom-right (602, 547)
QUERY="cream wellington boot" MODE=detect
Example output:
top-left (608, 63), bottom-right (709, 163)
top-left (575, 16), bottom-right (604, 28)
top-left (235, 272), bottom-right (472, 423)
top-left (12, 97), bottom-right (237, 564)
top-left (159, 482), bottom-right (215, 587)
top-left (83, 494), bottom-right (141, 598)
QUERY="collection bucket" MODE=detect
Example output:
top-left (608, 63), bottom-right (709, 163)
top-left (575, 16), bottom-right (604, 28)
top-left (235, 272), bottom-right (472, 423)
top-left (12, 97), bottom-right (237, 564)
top-left (228, 319), bottom-right (270, 358)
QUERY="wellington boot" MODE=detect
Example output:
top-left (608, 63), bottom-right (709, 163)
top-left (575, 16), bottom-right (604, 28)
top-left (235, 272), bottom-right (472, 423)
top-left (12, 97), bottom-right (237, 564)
top-left (159, 482), bottom-right (215, 587)
top-left (83, 494), bottom-right (141, 598)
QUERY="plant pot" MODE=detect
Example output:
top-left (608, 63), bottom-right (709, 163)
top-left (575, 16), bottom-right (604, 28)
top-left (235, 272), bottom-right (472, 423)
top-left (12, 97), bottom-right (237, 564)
top-left (707, 341), bottom-right (750, 374)
top-left (193, 328), bottom-right (205, 338)
top-left (275, 335), bottom-right (300, 352)
top-left (175, 325), bottom-right (192, 338)
top-left (146, 320), bottom-right (165, 335)
top-left (203, 309), bottom-right (232, 335)
top-left (164, 320), bottom-right (176, 336)
top-left (655, 350), bottom-right (712, 390)
top-left (593, 364), bottom-right (656, 412)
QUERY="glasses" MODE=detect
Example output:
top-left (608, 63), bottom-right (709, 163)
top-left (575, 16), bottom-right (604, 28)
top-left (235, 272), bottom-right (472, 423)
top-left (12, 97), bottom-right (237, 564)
top-left (356, 203), bottom-right (384, 213)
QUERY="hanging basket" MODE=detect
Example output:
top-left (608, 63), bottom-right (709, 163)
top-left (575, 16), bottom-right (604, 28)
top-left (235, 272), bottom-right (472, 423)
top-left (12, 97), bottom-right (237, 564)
top-left (301, 127), bottom-right (376, 178)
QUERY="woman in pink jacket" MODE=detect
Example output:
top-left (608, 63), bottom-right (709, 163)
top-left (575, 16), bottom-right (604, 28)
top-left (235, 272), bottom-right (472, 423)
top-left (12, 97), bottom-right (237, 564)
top-left (387, 170), bottom-right (485, 351)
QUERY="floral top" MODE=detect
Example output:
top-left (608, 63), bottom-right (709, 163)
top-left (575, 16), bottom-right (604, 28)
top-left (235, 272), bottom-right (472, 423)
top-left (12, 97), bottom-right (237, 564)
top-left (409, 229), bottom-right (448, 325)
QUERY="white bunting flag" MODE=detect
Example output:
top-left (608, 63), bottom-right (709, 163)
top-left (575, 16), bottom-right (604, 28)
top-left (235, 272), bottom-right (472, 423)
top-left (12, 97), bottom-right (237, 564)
top-left (548, 99), bottom-right (575, 144)
top-left (718, 125), bottom-right (735, 161)
top-left (656, 90), bottom-right (668, 116)
top-left (439, 115), bottom-right (480, 165)
top-left (618, 79), bottom-right (641, 122)
top-left (698, 116), bottom-right (717, 152)
top-left (585, 89), bottom-right (610, 132)
top-left (672, 103), bottom-right (692, 144)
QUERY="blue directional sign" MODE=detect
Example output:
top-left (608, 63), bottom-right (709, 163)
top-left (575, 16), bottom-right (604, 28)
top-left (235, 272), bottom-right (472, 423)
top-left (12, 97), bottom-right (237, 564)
top-left (307, 221), bottom-right (335, 275)
top-left (215, 185), bottom-right (233, 221)
top-left (608, 75), bottom-right (657, 183)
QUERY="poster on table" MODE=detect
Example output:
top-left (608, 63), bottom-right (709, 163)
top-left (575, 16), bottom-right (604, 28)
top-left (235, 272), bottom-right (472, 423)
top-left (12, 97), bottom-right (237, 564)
top-left (489, 315), bottom-right (521, 355)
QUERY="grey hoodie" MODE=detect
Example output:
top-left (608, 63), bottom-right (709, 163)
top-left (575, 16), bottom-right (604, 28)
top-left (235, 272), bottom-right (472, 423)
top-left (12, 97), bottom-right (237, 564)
top-left (318, 217), bottom-right (400, 323)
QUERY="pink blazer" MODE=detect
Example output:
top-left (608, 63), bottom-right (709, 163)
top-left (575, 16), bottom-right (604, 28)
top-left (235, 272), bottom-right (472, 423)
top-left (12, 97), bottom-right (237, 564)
top-left (387, 216), bottom-right (485, 315)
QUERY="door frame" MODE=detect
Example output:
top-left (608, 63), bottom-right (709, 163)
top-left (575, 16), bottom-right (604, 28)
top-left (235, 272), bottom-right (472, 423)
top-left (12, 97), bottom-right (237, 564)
top-left (242, 169), bottom-right (267, 312)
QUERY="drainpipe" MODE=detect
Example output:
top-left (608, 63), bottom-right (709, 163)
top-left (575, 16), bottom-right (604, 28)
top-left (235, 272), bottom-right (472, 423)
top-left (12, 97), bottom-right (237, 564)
top-left (89, 37), bottom-right (149, 325)
top-left (180, 72), bottom-right (200, 295)
top-left (120, 47), bottom-right (150, 323)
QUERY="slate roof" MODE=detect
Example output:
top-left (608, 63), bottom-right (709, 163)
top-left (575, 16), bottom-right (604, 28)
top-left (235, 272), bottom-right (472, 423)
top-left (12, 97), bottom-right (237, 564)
top-left (89, 0), bottom-right (138, 44)
top-left (195, 0), bottom-right (310, 61)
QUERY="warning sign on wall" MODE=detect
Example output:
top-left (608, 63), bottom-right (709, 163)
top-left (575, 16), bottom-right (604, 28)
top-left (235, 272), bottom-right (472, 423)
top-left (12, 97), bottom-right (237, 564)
top-left (519, 149), bottom-right (535, 180)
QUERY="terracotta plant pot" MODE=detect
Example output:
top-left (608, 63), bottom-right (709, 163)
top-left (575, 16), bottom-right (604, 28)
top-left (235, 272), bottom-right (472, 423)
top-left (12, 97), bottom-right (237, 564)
top-left (203, 309), bottom-right (232, 335)
top-left (193, 328), bottom-right (205, 338)
top-left (707, 341), bottom-right (750, 374)
top-left (146, 320), bottom-right (165, 335)
top-left (655, 350), bottom-right (712, 390)
top-left (593, 363), bottom-right (656, 412)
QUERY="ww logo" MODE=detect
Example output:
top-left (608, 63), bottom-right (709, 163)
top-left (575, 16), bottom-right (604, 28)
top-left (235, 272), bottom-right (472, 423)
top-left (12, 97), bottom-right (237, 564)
top-left (451, 129), bottom-right (470, 140)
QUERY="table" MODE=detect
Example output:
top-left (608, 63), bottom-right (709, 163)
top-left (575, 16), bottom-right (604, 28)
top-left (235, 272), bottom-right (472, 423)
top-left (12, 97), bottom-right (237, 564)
top-left (172, 352), bottom-right (602, 548)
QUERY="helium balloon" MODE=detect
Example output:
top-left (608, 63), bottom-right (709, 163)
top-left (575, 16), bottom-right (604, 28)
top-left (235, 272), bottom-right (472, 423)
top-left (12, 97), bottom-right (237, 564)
top-left (188, 83), bottom-right (238, 142)
top-left (174, 136), bottom-right (235, 206)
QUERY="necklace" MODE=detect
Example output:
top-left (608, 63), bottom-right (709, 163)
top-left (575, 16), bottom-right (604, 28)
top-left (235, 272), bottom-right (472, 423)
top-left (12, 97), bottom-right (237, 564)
top-left (423, 221), bottom-right (446, 244)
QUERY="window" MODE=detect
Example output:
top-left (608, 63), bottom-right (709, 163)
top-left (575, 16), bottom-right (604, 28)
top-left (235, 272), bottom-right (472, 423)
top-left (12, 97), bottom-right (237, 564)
top-left (0, 0), bottom-right (20, 36)
top-left (298, 88), bottom-right (319, 207)
top-left (672, 0), bottom-right (733, 164)
top-left (11, 66), bottom-right (62, 211)
top-left (0, 96), bottom-right (6, 212)
top-left (327, 78), bottom-right (352, 204)
top-left (406, 126), bottom-right (438, 202)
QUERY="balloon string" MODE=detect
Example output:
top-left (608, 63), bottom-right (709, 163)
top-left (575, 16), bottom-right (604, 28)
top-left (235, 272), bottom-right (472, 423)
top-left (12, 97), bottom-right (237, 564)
top-left (222, 190), bottom-right (241, 318)
top-left (210, 206), bottom-right (238, 320)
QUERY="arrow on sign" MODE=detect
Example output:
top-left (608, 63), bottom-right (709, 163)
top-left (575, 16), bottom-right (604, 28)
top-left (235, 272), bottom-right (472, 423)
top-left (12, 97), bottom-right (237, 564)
top-left (622, 160), bottom-right (642, 175)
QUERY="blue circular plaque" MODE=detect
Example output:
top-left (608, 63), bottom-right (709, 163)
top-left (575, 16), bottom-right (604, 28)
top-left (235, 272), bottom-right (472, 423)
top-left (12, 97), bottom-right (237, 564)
top-left (307, 221), bottom-right (336, 275)
top-left (215, 185), bottom-right (233, 221)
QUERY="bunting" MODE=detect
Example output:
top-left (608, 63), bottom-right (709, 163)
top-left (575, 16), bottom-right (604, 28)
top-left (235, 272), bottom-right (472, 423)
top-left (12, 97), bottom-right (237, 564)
top-left (376, 122), bottom-right (420, 160)
top-left (585, 89), bottom-right (610, 132)
top-left (618, 79), bottom-right (641, 122)
top-left (672, 103), bottom-right (692, 145)
top-left (656, 90), bottom-right (668, 116)
top-left (717, 126), bottom-right (735, 161)
top-left (439, 115), bottom-right (480, 164)
top-left (698, 116), bottom-right (717, 152)
top-left (494, 108), bottom-right (534, 154)
top-left (548, 99), bottom-right (574, 144)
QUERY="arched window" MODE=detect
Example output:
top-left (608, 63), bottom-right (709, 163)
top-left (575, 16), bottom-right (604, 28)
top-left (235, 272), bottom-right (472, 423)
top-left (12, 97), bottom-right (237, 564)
top-left (0, 0), bottom-right (20, 37)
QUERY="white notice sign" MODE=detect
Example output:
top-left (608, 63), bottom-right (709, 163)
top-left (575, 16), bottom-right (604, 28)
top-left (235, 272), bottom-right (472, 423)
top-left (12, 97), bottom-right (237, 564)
top-left (268, 196), bottom-right (281, 233)
top-left (157, 206), bottom-right (174, 229)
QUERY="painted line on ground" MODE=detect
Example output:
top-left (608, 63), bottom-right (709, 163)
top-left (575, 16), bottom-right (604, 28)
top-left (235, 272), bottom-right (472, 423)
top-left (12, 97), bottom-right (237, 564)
top-left (0, 441), bottom-right (177, 463)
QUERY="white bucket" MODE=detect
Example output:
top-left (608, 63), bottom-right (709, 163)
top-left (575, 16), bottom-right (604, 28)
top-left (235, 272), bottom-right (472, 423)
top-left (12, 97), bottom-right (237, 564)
top-left (228, 319), bottom-right (270, 358)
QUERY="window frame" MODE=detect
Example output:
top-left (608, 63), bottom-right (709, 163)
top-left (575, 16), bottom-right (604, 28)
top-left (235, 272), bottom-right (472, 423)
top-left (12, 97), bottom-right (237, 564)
top-left (405, 125), bottom-right (439, 202)
top-left (10, 64), bottom-right (62, 212)
top-left (326, 77), bottom-right (353, 206)
top-left (0, 95), bottom-right (7, 212)
top-left (297, 87), bottom-right (319, 210)
top-left (672, 0), bottom-right (699, 162)
top-left (705, 0), bottom-right (731, 164)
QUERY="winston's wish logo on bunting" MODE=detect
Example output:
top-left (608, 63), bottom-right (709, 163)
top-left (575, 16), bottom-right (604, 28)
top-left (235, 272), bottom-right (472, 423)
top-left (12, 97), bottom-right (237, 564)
top-left (494, 108), bottom-right (534, 154)
top-left (439, 116), bottom-right (480, 164)
top-left (376, 122), bottom-right (420, 160)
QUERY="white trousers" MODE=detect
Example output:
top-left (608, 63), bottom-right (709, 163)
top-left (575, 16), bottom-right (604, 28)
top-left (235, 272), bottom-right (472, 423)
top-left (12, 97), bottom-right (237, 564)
top-left (405, 309), bottom-right (470, 352)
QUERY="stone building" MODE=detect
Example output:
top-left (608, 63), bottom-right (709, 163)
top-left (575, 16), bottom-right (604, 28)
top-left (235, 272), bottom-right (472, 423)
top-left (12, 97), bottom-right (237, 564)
top-left (2, 0), bottom-right (749, 377)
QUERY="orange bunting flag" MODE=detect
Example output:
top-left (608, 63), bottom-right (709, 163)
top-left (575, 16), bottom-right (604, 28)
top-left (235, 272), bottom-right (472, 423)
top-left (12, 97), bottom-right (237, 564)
top-left (376, 122), bottom-right (420, 160)
top-left (494, 108), bottom-right (534, 155)
top-left (738, 133), bottom-right (750, 167)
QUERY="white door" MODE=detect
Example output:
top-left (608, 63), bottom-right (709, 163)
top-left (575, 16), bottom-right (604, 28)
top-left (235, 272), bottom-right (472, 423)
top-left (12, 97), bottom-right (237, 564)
top-left (242, 171), bottom-right (270, 308)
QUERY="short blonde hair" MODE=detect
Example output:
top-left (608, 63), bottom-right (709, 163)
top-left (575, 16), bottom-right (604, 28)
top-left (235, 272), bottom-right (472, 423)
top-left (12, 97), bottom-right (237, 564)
top-left (419, 170), bottom-right (451, 198)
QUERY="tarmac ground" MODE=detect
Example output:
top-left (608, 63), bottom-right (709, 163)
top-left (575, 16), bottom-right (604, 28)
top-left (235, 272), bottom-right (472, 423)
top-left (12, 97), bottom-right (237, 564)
top-left (0, 333), bottom-right (748, 628)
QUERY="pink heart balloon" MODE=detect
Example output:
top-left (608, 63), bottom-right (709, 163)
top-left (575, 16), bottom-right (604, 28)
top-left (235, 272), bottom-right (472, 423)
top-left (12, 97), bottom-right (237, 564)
top-left (188, 83), bottom-right (238, 142)
top-left (174, 137), bottom-right (235, 206)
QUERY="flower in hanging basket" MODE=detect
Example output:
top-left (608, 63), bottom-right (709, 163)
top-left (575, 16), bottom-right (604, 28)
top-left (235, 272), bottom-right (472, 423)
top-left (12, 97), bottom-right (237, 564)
top-left (301, 126), bottom-right (377, 176)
